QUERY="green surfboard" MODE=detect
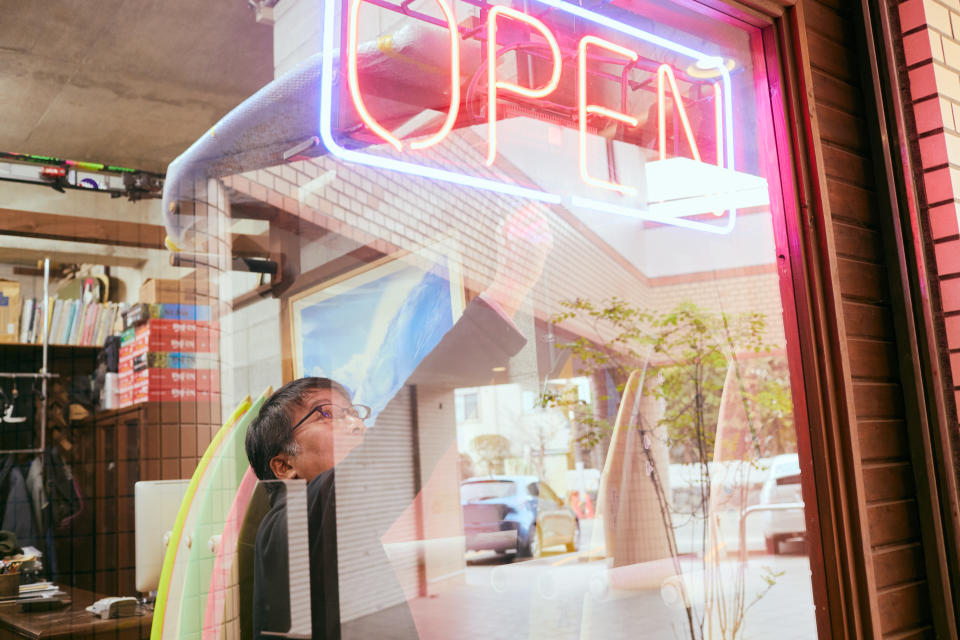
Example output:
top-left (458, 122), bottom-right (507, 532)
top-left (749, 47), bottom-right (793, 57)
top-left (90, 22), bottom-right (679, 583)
top-left (150, 388), bottom-right (269, 639)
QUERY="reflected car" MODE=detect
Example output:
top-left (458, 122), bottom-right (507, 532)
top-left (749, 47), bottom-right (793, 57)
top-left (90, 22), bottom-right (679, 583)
top-left (759, 453), bottom-right (805, 554)
top-left (460, 476), bottom-right (579, 558)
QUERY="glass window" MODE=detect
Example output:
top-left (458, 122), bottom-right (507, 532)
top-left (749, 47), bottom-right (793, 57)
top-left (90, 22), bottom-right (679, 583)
top-left (455, 389), bottom-right (480, 423)
top-left (76, 0), bottom-right (823, 638)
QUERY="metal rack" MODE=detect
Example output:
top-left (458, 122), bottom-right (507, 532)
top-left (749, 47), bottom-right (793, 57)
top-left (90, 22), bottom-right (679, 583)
top-left (0, 258), bottom-right (58, 455)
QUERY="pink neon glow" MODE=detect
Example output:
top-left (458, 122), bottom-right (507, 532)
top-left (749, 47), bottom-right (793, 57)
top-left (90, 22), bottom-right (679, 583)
top-left (713, 82), bottom-right (723, 168)
top-left (323, 0), bottom-right (742, 234)
top-left (486, 6), bottom-right (562, 166)
top-left (713, 82), bottom-right (724, 215)
top-left (347, 0), bottom-right (401, 150)
top-left (347, 0), bottom-right (403, 151)
top-left (348, 0), bottom-right (461, 151)
top-left (578, 35), bottom-right (639, 195)
top-left (409, 0), bottom-right (461, 150)
top-left (657, 64), bottom-right (701, 163)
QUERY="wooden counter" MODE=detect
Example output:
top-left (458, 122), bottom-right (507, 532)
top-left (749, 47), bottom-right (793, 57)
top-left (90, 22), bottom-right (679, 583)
top-left (0, 586), bottom-right (151, 640)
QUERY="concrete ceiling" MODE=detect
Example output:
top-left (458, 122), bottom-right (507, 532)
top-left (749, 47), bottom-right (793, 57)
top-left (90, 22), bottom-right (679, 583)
top-left (0, 0), bottom-right (274, 174)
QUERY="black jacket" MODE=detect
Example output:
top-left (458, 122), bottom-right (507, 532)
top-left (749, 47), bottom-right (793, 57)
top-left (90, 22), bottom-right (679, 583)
top-left (253, 296), bottom-right (527, 639)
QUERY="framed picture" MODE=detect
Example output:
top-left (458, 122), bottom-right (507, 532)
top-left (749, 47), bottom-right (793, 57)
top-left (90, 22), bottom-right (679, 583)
top-left (288, 237), bottom-right (465, 422)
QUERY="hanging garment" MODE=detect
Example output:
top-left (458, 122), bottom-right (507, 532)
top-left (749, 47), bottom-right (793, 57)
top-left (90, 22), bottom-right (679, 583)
top-left (43, 448), bottom-right (82, 529)
top-left (0, 457), bottom-right (18, 533)
top-left (25, 457), bottom-right (45, 534)
top-left (1, 465), bottom-right (38, 550)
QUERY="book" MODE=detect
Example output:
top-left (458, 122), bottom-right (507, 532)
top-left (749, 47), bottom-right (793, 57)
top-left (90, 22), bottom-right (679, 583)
top-left (90, 303), bottom-right (104, 345)
top-left (66, 300), bottom-right (76, 344)
top-left (45, 297), bottom-right (53, 343)
top-left (59, 300), bottom-right (72, 345)
top-left (66, 300), bottom-right (79, 345)
top-left (81, 302), bottom-right (97, 345)
top-left (95, 305), bottom-right (107, 346)
top-left (92, 304), bottom-right (104, 346)
top-left (30, 300), bottom-right (41, 343)
top-left (18, 298), bottom-right (33, 343)
top-left (83, 304), bottom-right (95, 345)
top-left (72, 300), bottom-right (84, 344)
top-left (20, 298), bottom-right (31, 342)
top-left (72, 300), bottom-right (89, 345)
top-left (49, 299), bottom-right (64, 345)
top-left (34, 298), bottom-right (50, 344)
top-left (25, 299), bottom-right (36, 343)
top-left (59, 299), bottom-right (73, 345)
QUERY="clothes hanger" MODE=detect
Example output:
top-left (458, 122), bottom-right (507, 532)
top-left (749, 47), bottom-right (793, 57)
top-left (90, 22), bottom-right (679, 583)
top-left (2, 380), bottom-right (25, 424)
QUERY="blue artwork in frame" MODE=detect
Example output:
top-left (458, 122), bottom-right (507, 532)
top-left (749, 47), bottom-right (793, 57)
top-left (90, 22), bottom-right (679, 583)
top-left (290, 240), bottom-right (464, 424)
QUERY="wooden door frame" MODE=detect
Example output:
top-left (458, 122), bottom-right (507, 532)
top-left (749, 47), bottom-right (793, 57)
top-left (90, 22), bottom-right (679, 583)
top-left (747, 0), bottom-right (960, 636)
top-left (724, 0), bottom-right (893, 636)
top-left (856, 0), bottom-right (960, 634)
top-left (759, 3), bottom-right (878, 636)
top-left (623, 5), bottom-right (886, 634)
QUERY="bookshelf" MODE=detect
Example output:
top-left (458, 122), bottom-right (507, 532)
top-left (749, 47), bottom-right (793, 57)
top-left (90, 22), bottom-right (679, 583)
top-left (2, 343), bottom-right (100, 349)
top-left (17, 297), bottom-right (125, 348)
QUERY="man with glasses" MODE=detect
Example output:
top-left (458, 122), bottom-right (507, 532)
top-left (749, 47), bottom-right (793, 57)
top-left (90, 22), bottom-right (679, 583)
top-left (245, 206), bottom-right (551, 639)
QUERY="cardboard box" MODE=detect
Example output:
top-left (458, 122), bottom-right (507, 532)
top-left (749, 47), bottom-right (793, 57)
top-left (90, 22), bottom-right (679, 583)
top-left (146, 351), bottom-right (218, 370)
top-left (0, 280), bottom-right (21, 343)
top-left (139, 278), bottom-right (201, 305)
top-left (120, 319), bottom-right (219, 355)
top-left (122, 303), bottom-right (213, 328)
top-left (130, 367), bottom-right (219, 403)
top-left (118, 314), bottom-right (221, 406)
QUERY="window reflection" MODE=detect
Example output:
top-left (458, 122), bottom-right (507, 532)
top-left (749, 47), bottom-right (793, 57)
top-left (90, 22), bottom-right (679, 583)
top-left (142, 0), bottom-right (820, 638)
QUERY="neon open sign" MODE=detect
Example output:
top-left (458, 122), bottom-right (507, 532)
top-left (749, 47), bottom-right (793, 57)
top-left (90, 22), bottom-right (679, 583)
top-left (319, 0), bottom-right (770, 234)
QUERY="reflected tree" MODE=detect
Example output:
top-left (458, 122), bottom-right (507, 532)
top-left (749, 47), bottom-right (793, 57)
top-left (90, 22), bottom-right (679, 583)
top-left (543, 297), bottom-right (794, 640)
top-left (471, 434), bottom-right (513, 476)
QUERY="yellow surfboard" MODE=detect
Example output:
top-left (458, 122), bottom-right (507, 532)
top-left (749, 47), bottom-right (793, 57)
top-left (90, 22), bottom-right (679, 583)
top-left (150, 391), bottom-right (266, 640)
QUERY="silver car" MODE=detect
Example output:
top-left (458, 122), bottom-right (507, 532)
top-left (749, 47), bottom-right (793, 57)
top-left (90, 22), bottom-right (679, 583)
top-left (461, 476), bottom-right (580, 558)
top-left (759, 454), bottom-right (805, 554)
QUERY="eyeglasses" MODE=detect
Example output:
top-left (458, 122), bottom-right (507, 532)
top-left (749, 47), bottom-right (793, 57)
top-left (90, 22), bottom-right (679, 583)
top-left (292, 403), bottom-right (371, 432)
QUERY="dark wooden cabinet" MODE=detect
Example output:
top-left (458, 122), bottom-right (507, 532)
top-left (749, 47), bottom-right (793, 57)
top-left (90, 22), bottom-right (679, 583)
top-left (59, 400), bottom-right (220, 596)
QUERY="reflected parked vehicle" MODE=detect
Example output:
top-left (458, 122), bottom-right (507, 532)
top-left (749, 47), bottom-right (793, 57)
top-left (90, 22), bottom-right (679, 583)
top-left (759, 453), bottom-right (805, 554)
top-left (461, 476), bottom-right (579, 558)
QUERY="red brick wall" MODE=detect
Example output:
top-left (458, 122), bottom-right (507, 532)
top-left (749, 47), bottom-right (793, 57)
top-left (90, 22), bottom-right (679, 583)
top-left (899, 0), bottom-right (960, 421)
